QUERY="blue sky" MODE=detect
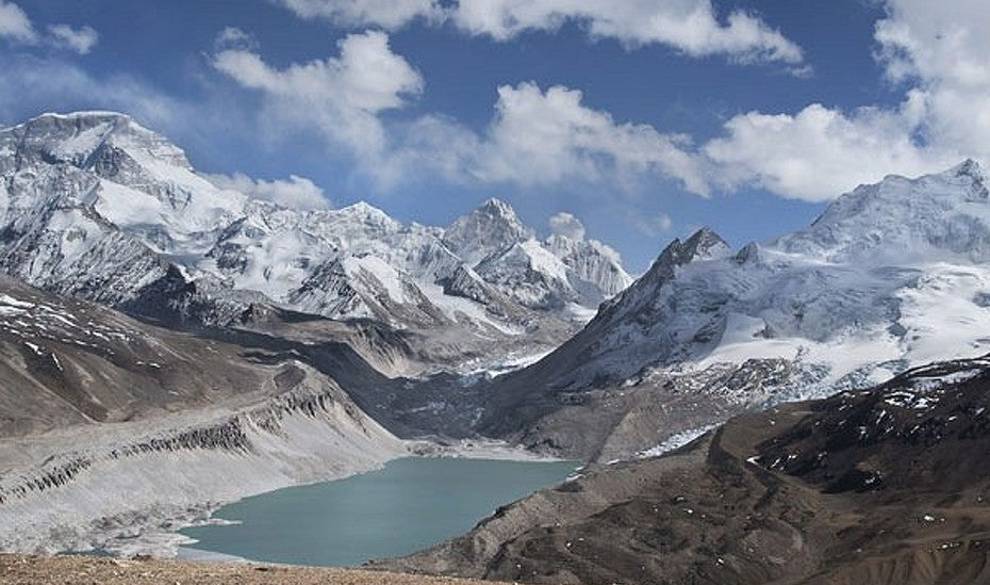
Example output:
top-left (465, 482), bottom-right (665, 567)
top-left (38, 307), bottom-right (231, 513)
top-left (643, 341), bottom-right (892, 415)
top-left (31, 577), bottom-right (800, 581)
top-left (1, 0), bottom-right (986, 271)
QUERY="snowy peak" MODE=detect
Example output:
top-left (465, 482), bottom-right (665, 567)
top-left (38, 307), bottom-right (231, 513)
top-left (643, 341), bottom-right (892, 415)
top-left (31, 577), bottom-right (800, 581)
top-left (0, 111), bottom-right (634, 364)
top-left (4, 111), bottom-right (192, 172)
top-left (442, 197), bottom-right (535, 266)
top-left (544, 234), bottom-right (632, 297)
top-left (682, 227), bottom-right (731, 262)
top-left (634, 227), bottom-right (730, 289)
top-left (498, 160), bottom-right (990, 401)
top-left (776, 159), bottom-right (990, 263)
top-left (950, 158), bottom-right (986, 183)
top-left (332, 201), bottom-right (400, 230)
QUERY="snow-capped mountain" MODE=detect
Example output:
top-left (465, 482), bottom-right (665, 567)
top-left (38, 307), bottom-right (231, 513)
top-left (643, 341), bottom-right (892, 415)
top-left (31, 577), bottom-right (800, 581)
top-left (442, 197), bottom-right (534, 266)
top-left (482, 160), bottom-right (990, 457)
top-left (0, 111), bottom-right (632, 368)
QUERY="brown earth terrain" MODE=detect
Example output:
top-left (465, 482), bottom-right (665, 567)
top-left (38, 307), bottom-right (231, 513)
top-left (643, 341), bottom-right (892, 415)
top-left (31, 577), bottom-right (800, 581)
top-left (0, 554), bottom-right (507, 585)
top-left (385, 357), bottom-right (990, 585)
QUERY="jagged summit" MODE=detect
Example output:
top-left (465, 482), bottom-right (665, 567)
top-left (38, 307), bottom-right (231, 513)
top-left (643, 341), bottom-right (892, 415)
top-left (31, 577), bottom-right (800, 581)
top-left (479, 197), bottom-right (517, 216)
top-left (442, 197), bottom-right (535, 267)
top-left (951, 157), bottom-right (985, 179)
top-left (331, 201), bottom-right (398, 229)
top-left (683, 227), bottom-right (731, 261)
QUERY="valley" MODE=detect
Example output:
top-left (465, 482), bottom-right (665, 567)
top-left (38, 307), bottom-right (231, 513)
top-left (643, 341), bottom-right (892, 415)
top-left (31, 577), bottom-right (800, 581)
top-left (3, 110), bottom-right (990, 584)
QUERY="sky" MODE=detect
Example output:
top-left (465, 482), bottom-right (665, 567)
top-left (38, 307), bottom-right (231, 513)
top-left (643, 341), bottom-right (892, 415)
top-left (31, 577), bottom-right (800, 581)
top-left (0, 0), bottom-right (987, 271)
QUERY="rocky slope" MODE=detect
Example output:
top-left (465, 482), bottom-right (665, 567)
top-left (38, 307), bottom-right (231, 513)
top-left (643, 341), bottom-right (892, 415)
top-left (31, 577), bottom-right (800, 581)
top-left (479, 160), bottom-right (990, 460)
top-left (0, 275), bottom-right (407, 555)
top-left (0, 112), bottom-right (631, 374)
top-left (387, 354), bottom-right (990, 585)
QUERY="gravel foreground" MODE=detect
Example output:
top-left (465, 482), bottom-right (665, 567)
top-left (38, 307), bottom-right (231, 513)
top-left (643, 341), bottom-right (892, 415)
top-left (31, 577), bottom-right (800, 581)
top-left (0, 555), bottom-right (504, 585)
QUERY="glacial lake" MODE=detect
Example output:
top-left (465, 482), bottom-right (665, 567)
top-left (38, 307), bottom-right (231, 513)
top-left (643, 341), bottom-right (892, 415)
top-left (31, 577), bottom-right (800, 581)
top-left (179, 457), bottom-right (577, 567)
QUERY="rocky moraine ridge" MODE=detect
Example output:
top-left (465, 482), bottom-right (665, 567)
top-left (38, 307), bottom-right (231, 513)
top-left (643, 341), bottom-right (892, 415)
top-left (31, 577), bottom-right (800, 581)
top-left (388, 354), bottom-right (990, 585)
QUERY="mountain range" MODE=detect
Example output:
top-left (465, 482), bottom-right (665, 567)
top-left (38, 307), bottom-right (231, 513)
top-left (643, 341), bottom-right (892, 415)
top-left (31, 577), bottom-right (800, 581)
top-left (0, 111), bottom-right (631, 375)
top-left (480, 159), bottom-right (990, 461)
top-left (3, 111), bottom-right (990, 584)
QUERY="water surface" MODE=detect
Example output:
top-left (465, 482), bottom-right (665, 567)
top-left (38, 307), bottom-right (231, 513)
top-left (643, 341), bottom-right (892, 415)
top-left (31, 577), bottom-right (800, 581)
top-left (180, 457), bottom-right (576, 566)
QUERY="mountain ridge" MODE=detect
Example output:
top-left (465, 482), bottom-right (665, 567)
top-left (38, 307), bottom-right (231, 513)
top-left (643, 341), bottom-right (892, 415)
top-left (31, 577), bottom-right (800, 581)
top-left (0, 110), bottom-right (632, 374)
top-left (479, 159), bottom-right (990, 461)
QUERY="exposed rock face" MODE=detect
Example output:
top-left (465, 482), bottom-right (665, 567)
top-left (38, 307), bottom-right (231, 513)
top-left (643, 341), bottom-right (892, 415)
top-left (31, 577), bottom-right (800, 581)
top-left (387, 355), bottom-right (990, 585)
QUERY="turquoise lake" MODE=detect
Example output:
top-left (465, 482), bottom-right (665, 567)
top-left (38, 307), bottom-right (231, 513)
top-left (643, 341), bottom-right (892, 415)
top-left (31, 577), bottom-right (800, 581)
top-left (180, 457), bottom-right (577, 567)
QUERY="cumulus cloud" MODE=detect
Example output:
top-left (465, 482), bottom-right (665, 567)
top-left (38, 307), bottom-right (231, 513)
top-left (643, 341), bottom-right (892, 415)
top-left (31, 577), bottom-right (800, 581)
top-left (208, 32), bottom-right (708, 195)
top-left (548, 211), bottom-right (586, 240)
top-left (274, 0), bottom-right (442, 29)
top-left (0, 0), bottom-right (35, 43)
top-left (215, 1), bottom-right (990, 205)
top-left (0, 2), bottom-right (100, 53)
top-left (451, 0), bottom-right (803, 65)
top-left (874, 0), bottom-right (990, 162)
top-left (206, 172), bottom-right (330, 210)
top-left (703, 99), bottom-right (952, 201)
top-left (275, 0), bottom-right (803, 67)
top-left (472, 82), bottom-right (710, 195)
top-left (47, 24), bottom-right (99, 54)
top-left (687, 0), bottom-right (988, 202)
top-left (211, 30), bottom-right (423, 159)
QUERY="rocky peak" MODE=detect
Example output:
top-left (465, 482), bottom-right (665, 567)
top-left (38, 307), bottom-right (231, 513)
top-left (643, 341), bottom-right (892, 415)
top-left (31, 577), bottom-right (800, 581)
top-left (951, 158), bottom-right (985, 181)
top-left (443, 197), bottom-right (535, 267)
top-left (682, 227), bottom-right (731, 262)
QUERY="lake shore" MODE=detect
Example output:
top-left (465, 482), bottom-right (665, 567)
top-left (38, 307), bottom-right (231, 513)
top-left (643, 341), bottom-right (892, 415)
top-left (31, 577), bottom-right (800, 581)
top-left (177, 456), bottom-right (578, 567)
top-left (103, 439), bottom-right (570, 561)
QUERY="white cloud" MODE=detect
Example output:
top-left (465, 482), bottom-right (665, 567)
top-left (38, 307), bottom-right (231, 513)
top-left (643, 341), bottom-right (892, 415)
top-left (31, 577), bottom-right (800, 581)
top-left (473, 82), bottom-right (710, 195)
top-left (214, 26), bottom-right (256, 52)
top-left (703, 100), bottom-right (952, 201)
top-left (206, 172), bottom-right (330, 210)
top-left (548, 211), bottom-right (585, 240)
top-left (211, 30), bottom-right (423, 158)
top-left (274, 0), bottom-right (803, 67)
top-left (47, 24), bottom-right (99, 54)
top-left (214, 1), bottom-right (990, 205)
top-left (631, 211), bottom-right (673, 237)
top-left (689, 0), bottom-right (987, 202)
top-left (274, 0), bottom-right (442, 29)
top-left (874, 0), bottom-right (990, 162)
top-left (0, 0), bottom-right (36, 43)
top-left (451, 0), bottom-right (803, 65)
top-left (209, 34), bottom-right (709, 197)
top-left (0, 2), bottom-right (100, 54)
